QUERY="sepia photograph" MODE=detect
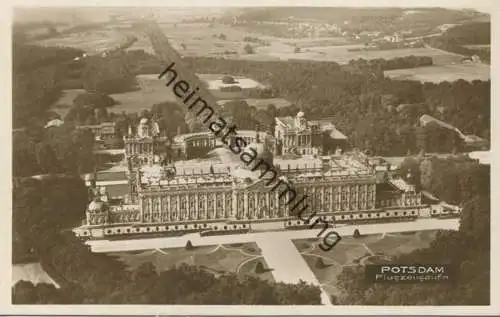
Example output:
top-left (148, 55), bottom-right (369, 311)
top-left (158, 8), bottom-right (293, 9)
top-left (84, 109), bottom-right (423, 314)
top-left (8, 1), bottom-right (495, 314)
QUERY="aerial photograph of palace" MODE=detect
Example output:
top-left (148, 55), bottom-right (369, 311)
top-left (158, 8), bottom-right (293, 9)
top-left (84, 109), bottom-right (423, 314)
top-left (12, 6), bottom-right (490, 307)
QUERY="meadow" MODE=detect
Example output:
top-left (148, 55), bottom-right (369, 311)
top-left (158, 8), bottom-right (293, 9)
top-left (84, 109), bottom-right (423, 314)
top-left (217, 98), bottom-right (292, 110)
top-left (108, 74), bottom-right (267, 113)
top-left (34, 29), bottom-right (128, 54)
top-left (254, 44), bottom-right (465, 64)
top-left (128, 22), bottom-right (279, 58)
top-left (384, 63), bottom-right (490, 83)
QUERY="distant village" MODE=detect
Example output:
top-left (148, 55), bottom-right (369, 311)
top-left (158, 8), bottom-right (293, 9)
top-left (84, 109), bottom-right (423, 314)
top-left (229, 16), bottom-right (483, 63)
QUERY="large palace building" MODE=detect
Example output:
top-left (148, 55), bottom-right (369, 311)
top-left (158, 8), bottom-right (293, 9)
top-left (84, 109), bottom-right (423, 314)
top-left (74, 112), bottom-right (460, 239)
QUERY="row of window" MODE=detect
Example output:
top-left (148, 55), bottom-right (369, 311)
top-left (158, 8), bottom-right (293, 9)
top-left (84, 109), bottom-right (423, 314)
top-left (77, 222), bottom-right (251, 237)
top-left (79, 207), bottom-right (458, 237)
top-left (284, 210), bottom-right (419, 227)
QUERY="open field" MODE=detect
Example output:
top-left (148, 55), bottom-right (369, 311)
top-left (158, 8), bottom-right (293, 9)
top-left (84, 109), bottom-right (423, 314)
top-left (129, 22), bottom-right (463, 65)
top-left (198, 74), bottom-right (265, 90)
top-left (108, 75), bottom-right (178, 113)
top-left (108, 73), bottom-right (265, 113)
top-left (107, 242), bottom-right (274, 282)
top-left (129, 22), bottom-right (280, 57)
top-left (284, 37), bottom-right (352, 48)
top-left (34, 29), bottom-right (128, 54)
top-left (218, 98), bottom-right (292, 110)
top-left (293, 230), bottom-right (439, 299)
top-left (462, 44), bottom-right (491, 51)
top-left (255, 44), bottom-right (465, 64)
top-left (50, 73), bottom-right (268, 115)
top-left (384, 63), bottom-right (490, 83)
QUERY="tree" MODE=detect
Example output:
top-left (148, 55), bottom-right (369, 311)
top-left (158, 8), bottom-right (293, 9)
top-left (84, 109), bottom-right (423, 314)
top-left (255, 261), bottom-right (265, 273)
top-left (353, 229), bottom-right (361, 238)
top-left (243, 44), bottom-right (255, 54)
top-left (73, 92), bottom-right (116, 109)
top-left (221, 75), bottom-right (237, 84)
top-left (12, 281), bottom-right (38, 304)
top-left (315, 258), bottom-right (330, 269)
top-left (35, 143), bottom-right (59, 174)
top-left (185, 240), bottom-right (194, 250)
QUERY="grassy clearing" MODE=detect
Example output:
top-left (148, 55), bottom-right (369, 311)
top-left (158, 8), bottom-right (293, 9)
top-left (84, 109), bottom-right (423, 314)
top-left (385, 63), bottom-right (490, 83)
top-left (217, 98), bottom-right (292, 110)
top-left (34, 30), bottom-right (127, 53)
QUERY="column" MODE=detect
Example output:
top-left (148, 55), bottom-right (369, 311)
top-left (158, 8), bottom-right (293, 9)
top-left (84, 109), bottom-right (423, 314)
top-left (275, 191), bottom-right (280, 217)
top-left (231, 189), bottom-right (237, 219)
top-left (212, 192), bottom-right (217, 219)
top-left (329, 186), bottom-right (333, 212)
top-left (159, 196), bottom-right (163, 222)
top-left (244, 192), bottom-right (248, 219)
top-left (167, 195), bottom-right (171, 221)
top-left (222, 192), bottom-right (226, 218)
top-left (177, 195), bottom-right (181, 220)
top-left (355, 184), bottom-right (360, 210)
top-left (254, 194), bottom-right (258, 218)
top-left (148, 196), bottom-right (153, 222)
top-left (185, 193), bottom-right (191, 220)
top-left (320, 186), bottom-right (324, 212)
top-left (195, 193), bottom-right (199, 220)
top-left (266, 192), bottom-right (270, 218)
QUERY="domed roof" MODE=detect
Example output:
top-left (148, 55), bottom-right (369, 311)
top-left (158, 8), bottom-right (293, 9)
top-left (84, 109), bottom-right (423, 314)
top-left (297, 111), bottom-right (305, 118)
top-left (88, 200), bottom-right (103, 211)
top-left (139, 117), bottom-right (149, 125)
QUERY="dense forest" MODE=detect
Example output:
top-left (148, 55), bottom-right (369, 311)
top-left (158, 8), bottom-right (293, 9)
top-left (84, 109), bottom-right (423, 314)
top-left (12, 42), bottom-right (83, 128)
top-left (12, 176), bottom-right (321, 304)
top-left (12, 39), bottom-right (138, 177)
top-left (426, 22), bottom-right (491, 64)
top-left (116, 50), bottom-right (490, 155)
top-left (178, 56), bottom-right (489, 155)
top-left (13, 40), bottom-right (136, 129)
top-left (335, 157), bottom-right (489, 305)
top-left (12, 125), bottom-right (95, 177)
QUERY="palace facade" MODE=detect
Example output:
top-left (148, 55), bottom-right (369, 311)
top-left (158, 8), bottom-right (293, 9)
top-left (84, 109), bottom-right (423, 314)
top-left (274, 112), bottom-right (348, 156)
top-left (74, 112), bottom-right (459, 239)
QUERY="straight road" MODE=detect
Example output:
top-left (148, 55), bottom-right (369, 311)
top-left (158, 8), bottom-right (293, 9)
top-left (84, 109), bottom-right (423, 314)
top-left (254, 235), bottom-right (332, 305)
